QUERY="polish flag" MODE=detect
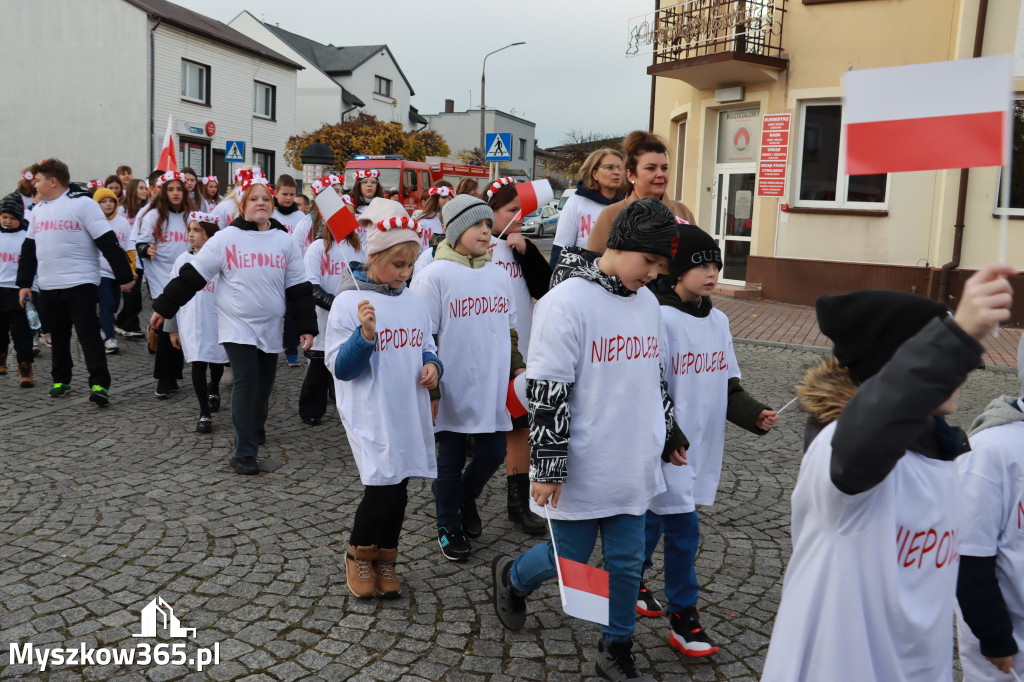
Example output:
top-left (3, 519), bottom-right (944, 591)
top-left (156, 115), bottom-right (178, 172)
top-left (512, 179), bottom-right (554, 222)
top-left (314, 185), bottom-right (360, 243)
top-left (844, 56), bottom-right (1012, 175)
top-left (542, 505), bottom-right (610, 625)
top-left (507, 373), bottom-right (528, 418)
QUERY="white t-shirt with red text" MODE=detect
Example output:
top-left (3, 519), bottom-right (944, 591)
top-left (0, 230), bottom-right (28, 289)
top-left (138, 208), bottom-right (189, 298)
top-left (489, 236), bottom-right (535, 362)
top-left (25, 190), bottom-right (114, 289)
top-left (761, 421), bottom-right (961, 682)
top-left (272, 207), bottom-right (305, 234)
top-left (304, 239), bottom-right (361, 352)
top-left (553, 193), bottom-right (610, 250)
top-left (189, 225), bottom-right (310, 353)
top-left (324, 287), bottom-right (438, 485)
top-left (411, 259), bottom-right (516, 434)
top-left (416, 214), bottom-right (442, 251)
top-left (651, 306), bottom-right (741, 514)
top-left (170, 251), bottom-right (227, 364)
top-left (98, 214), bottom-right (133, 281)
top-left (526, 279), bottom-right (668, 521)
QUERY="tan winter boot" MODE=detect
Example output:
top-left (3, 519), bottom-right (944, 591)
top-left (345, 545), bottom-right (377, 599)
top-left (18, 362), bottom-right (33, 388)
top-left (0, 353), bottom-right (6, 374)
top-left (374, 548), bottom-right (402, 599)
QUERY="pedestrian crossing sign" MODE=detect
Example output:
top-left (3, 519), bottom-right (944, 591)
top-left (225, 141), bottom-right (245, 163)
top-left (485, 133), bottom-right (512, 162)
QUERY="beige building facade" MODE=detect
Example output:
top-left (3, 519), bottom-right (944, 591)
top-left (643, 0), bottom-right (1024, 321)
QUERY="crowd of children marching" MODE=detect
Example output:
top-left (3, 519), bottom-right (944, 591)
top-left (1, 128), bottom-right (1020, 681)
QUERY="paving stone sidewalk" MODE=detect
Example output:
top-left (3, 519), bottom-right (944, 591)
top-left (0, 309), bottom-right (1020, 680)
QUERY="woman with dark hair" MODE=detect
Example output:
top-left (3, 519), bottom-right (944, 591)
top-left (349, 169), bottom-right (385, 216)
top-left (181, 167), bottom-right (201, 208)
top-left (587, 130), bottom-right (695, 253)
top-left (114, 178), bottom-right (152, 338)
top-left (103, 175), bottom-right (123, 202)
top-left (199, 175), bottom-right (221, 212)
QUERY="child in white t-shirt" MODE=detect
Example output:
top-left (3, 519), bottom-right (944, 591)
top-left (491, 198), bottom-right (688, 681)
top-left (0, 192), bottom-right (34, 387)
top-left (761, 264), bottom-right (1015, 682)
top-left (410, 194), bottom-right (524, 563)
top-left (411, 181), bottom-right (454, 251)
top-left (956, 333), bottom-right (1024, 681)
top-left (485, 177), bottom-right (552, 537)
top-left (325, 212), bottom-right (441, 600)
top-left (638, 225), bottom-right (776, 658)
top-left (271, 175), bottom-right (304, 233)
top-left (92, 188), bottom-right (135, 355)
top-left (164, 212), bottom-right (227, 435)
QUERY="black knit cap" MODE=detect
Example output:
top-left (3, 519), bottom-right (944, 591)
top-left (816, 290), bottom-right (949, 384)
top-left (607, 198), bottom-right (678, 260)
top-left (668, 225), bottom-right (722, 280)
top-left (0, 192), bottom-right (25, 230)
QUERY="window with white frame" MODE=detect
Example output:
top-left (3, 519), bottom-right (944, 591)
top-left (374, 76), bottom-right (392, 97)
top-left (995, 98), bottom-right (1024, 215)
top-left (254, 81), bottom-right (275, 119)
top-left (181, 60), bottom-right (209, 104)
top-left (795, 101), bottom-right (888, 208)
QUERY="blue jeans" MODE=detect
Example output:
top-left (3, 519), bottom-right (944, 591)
top-left (434, 431), bottom-right (507, 529)
top-left (642, 510), bottom-right (700, 614)
top-left (511, 513), bottom-right (645, 643)
top-left (97, 277), bottom-right (120, 340)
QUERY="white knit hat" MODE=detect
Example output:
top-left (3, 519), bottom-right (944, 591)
top-left (357, 197), bottom-right (408, 226)
top-left (367, 216), bottom-right (423, 255)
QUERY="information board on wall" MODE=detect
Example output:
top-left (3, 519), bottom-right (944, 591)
top-left (757, 114), bottom-right (791, 198)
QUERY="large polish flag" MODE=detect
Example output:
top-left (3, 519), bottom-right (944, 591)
top-left (844, 55), bottom-right (1012, 175)
top-left (156, 115), bottom-right (178, 172)
top-left (314, 186), bottom-right (360, 243)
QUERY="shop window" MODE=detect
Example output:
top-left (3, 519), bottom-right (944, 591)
top-left (996, 99), bottom-right (1024, 216)
top-left (795, 101), bottom-right (888, 209)
top-left (254, 81), bottom-right (276, 120)
top-left (181, 60), bottom-right (210, 105)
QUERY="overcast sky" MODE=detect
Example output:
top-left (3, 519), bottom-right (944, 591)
top-left (174, 0), bottom-right (655, 147)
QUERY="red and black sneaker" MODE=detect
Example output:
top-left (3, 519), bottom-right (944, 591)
top-left (636, 582), bottom-right (664, 617)
top-left (669, 606), bottom-right (719, 657)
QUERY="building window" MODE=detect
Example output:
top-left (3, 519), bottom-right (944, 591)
top-left (254, 81), bottom-right (276, 120)
top-left (374, 76), bottom-right (392, 97)
top-left (181, 60), bottom-right (210, 105)
top-left (253, 149), bottom-right (275, 183)
top-left (519, 138), bottom-right (527, 160)
top-left (795, 101), bottom-right (888, 208)
top-left (996, 99), bottom-right (1024, 216)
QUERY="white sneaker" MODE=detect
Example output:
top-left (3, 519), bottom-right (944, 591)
top-left (104, 338), bottom-right (119, 354)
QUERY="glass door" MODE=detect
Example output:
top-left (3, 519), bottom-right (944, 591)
top-left (713, 168), bottom-right (755, 285)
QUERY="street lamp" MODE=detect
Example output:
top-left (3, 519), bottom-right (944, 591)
top-left (480, 42), bottom-right (526, 165)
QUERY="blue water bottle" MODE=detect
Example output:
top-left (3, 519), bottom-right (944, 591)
top-left (25, 299), bottom-right (41, 330)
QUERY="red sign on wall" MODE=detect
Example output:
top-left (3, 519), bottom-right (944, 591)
top-left (205, 121), bottom-right (216, 137)
top-left (757, 114), bottom-right (791, 198)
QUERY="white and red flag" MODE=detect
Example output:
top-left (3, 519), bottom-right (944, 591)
top-left (844, 55), bottom-right (1012, 175)
top-left (543, 506), bottom-right (610, 625)
top-left (156, 115), bottom-right (178, 172)
top-left (507, 372), bottom-right (528, 419)
top-left (512, 179), bottom-right (554, 222)
top-left (314, 185), bottom-right (360, 243)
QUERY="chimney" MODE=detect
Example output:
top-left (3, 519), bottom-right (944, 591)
top-left (444, 99), bottom-right (455, 113)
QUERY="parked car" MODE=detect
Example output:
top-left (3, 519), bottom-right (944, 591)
top-left (522, 205), bottom-right (560, 237)
top-left (556, 188), bottom-right (576, 211)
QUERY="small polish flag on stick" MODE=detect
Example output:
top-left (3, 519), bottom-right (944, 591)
top-left (314, 185), bottom-right (360, 244)
top-left (543, 506), bottom-right (609, 626)
top-left (843, 56), bottom-right (1012, 175)
top-left (502, 180), bottom-right (555, 237)
top-left (507, 372), bottom-right (528, 418)
top-left (156, 114), bottom-right (178, 172)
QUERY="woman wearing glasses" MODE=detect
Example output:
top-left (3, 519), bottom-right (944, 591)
top-left (549, 148), bottom-right (626, 267)
top-left (587, 130), bottom-right (696, 254)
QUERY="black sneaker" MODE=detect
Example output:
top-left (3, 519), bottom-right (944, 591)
top-left (669, 606), bottom-right (719, 657)
top-left (301, 416), bottom-right (322, 426)
top-left (154, 379), bottom-right (173, 399)
top-left (232, 456), bottom-right (259, 475)
top-left (461, 500), bottom-right (482, 539)
top-left (594, 639), bottom-right (652, 681)
top-left (88, 385), bottom-right (110, 407)
top-left (437, 526), bottom-right (471, 562)
top-left (636, 583), bottom-right (664, 617)
top-left (257, 428), bottom-right (266, 445)
top-left (196, 417), bottom-right (213, 434)
top-left (208, 394), bottom-right (220, 412)
top-left (491, 554), bottom-right (526, 631)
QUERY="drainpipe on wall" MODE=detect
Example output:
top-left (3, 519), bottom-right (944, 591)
top-left (149, 16), bottom-right (162, 172)
top-left (936, 0), bottom-right (988, 305)
top-left (648, 0), bottom-right (661, 132)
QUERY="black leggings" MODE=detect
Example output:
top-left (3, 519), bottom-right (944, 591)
top-left (191, 362), bottom-right (225, 416)
top-left (350, 478), bottom-right (410, 549)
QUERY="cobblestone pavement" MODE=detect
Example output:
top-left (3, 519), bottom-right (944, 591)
top-left (1, 322), bottom-right (1020, 681)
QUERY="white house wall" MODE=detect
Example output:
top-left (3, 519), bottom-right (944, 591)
top-left (152, 21), bottom-right (299, 175)
top-left (333, 51), bottom-right (412, 130)
top-left (0, 0), bottom-right (150, 182)
top-left (228, 13), bottom-right (341, 134)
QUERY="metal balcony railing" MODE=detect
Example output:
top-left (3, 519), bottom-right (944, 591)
top-left (638, 0), bottom-right (788, 65)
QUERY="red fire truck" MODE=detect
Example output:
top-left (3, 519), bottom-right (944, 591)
top-left (343, 156), bottom-right (490, 213)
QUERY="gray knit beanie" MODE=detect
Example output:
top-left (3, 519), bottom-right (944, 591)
top-left (441, 194), bottom-right (493, 248)
top-left (607, 198), bottom-right (678, 260)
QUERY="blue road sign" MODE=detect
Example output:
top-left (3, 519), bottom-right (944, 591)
top-left (225, 141), bottom-right (246, 163)
top-left (484, 133), bottom-right (512, 162)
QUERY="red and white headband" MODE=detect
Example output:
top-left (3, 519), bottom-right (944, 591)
top-left (155, 171), bottom-right (185, 189)
top-left (342, 194), bottom-right (354, 206)
top-left (354, 169), bottom-right (380, 180)
top-left (238, 175), bottom-right (275, 197)
top-left (311, 174), bottom-right (342, 197)
top-left (201, 175), bottom-right (218, 185)
top-left (234, 167), bottom-right (266, 184)
top-left (22, 172), bottom-right (33, 181)
top-left (375, 216), bottom-right (422, 236)
top-left (428, 186), bottom-right (455, 198)
top-left (188, 211), bottom-right (220, 226)
top-left (486, 176), bottom-right (517, 199)
top-left (86, 180), bottom-right (104, 189)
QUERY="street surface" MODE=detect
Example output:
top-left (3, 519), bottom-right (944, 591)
top-left (0, 296), bottom-right (1019, 681)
